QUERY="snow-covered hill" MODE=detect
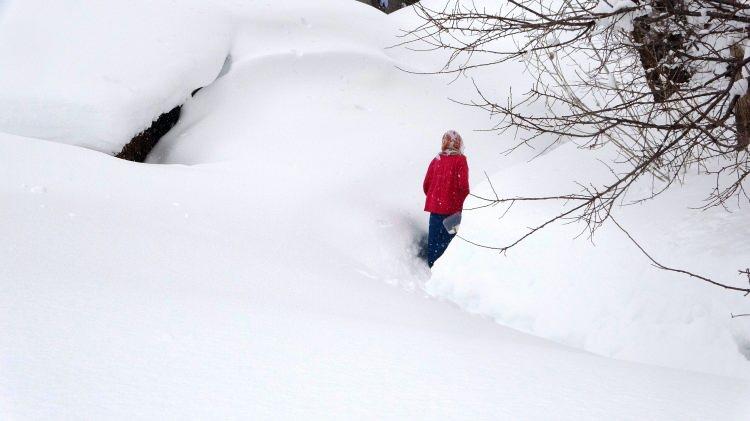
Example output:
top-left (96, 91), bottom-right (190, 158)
top-left (5, 131), bottom-right (747, 419)
top-left (1, 0), bottom-right (748, 419)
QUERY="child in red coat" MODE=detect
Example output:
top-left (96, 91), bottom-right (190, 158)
top-left (422, 130), bottom-right (469, 267)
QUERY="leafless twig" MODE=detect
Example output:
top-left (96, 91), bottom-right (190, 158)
top-left (404, 0), bottom-right (749, 297)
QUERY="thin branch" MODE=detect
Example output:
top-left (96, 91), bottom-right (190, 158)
top-left (610, 217), bottom-right (750, 295)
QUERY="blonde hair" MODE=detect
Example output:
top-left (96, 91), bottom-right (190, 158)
top-left (441, 130), bottom-right (463, 154)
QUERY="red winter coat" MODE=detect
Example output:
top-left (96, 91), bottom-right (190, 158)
top-left (423, 153), bottom-right (470, 215)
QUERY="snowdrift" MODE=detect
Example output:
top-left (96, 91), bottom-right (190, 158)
top-left (0, 0), bottom-right (236, 153)
top-left (1, 0), bottom-right (749, 418)
top-left (390, 0), bottom-right (750, 380)
top-left (428, 141), bottom-right (750, 379)
top-left (2, 125), bottom-right (747, 420)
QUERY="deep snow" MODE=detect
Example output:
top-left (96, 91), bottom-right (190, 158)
top-left (1, 0), bottom-right (749, 419)
top-left (394, 0), bottom-right (750, 380)
top-left (428, 141), bottom-right (750, 379)
top-left (2, 132), bottom-right (748, 419)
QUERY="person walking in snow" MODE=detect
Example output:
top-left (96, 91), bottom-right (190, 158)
top-left (423, 130), bottom-right (470, 268)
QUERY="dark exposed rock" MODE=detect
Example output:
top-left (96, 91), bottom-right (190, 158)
top-left (115, 105), bottom-right (181, 162)
top-left (115, 55), bottom-right (232, 163)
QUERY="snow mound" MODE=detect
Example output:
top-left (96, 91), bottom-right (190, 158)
top-left (140, 4), bottom-right (516, 281)
top-left (2, 124), bottom-right (749, 420)
top-left (0, 0), bottom-right (391, 155)
top-left (392, 0), bottom-right (750, 380)
top-left (0, 0), bottom-right (239, 153)
top-left (1, 0), bottom-right (749, 418)
top-left (429, 141), bottom-right (750, 379)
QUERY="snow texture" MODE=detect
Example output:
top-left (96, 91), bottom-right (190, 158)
top-left (0, 0), bottom-right (748, 419)
top-left (428, 141), bottom-right (750, 380)
top-left (406, 0), bottom-right (750, 381)
top-left (0, 0), bottom-right (233, 154)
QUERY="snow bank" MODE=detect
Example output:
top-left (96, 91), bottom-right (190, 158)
top-left (3, 128), bottom-right (749, 420)
top-left (0, 0), bottom-right (236, 154)
top-left (138, 0), bottom-right (528, 282)
top-left (391, 0), bottom-right (750, 379)
top-left (1, 0), bottom-right (748, 417)
top-left (429, 141), bottom-right (750, 379)
top-left (0, 0), bottom-right (437, 155)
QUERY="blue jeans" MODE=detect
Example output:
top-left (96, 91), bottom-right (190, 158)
top-left (427, 213), bottom-right (456, 267)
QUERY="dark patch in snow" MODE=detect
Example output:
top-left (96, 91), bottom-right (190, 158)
top-left (415, 230), bottom-right (429, 265)
top-left (118, 54), bottom-right (232, 162)
top-left (115, 106), bottom-right (181, 162)
top-left (354, 0), bottom-right (420, 14)
top-left (737, 335), bottom-right (750, 361)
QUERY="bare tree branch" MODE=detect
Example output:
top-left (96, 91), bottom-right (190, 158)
top-left (610, 217), bottom-right (750, 295)
top-left (403, 0), bottom-right (749, 298)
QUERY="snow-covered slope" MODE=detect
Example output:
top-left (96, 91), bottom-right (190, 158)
top-left (2, 132), bottom-right (748, 419)
top-left (0, 0), bottom-right (236, 153)
top-left (428, 141), bottom-right (750, 379)
top-left (1, 0), bottom-right (749, 419)
top-left (389, 0), bottom-right (750, 380)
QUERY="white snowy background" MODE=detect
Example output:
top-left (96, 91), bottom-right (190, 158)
top-left (1, 0), bottom-right (748, 419)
